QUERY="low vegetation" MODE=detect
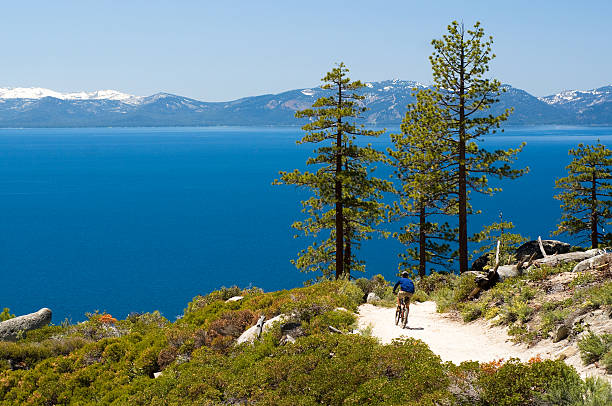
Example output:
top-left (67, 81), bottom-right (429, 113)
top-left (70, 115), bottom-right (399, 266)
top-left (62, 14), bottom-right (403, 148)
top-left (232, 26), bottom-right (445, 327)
top-left (1, 275), bottom-right (611, 405)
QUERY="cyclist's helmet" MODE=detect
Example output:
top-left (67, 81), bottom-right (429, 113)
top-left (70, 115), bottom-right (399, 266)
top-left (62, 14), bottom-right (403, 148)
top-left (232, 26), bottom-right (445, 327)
top-left (401, 271), bottom-right (410, 278)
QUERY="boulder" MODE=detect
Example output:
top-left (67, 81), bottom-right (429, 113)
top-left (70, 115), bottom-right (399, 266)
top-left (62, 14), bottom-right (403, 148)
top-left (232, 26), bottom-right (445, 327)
top-left (496, 265), bottom-right (520, 281)
top-left (529, 249), bottom-right (603, 270)
top-left (553, 325), bottom-right (571, 343)
top-left (366, 292), bottom-right (380, 303)
top-left (572, 253), bottom-right (612, 273)
top-left (470, 253), bottom-right (493, 273)
top-left (0, 308), bottom-right (52, 341)
top-left (515, 240), bottom-right (570, 263)
top-left (236, 314), bottom-right (290, 345)
top-left (225, 296), bottom-right (244, 302)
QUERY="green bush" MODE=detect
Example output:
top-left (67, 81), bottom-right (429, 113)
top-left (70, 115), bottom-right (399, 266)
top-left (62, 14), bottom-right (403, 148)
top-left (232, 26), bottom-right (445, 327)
top-left (431, 287), bottom-right (455, 313)
top-left (417, 272), bottom-right (456, 294)
top-left (0, 308), bottom-right (15, 322)
top-left (479, 358), bottom-right (583, 406)
top-left (578, 331), bottom-right (612, 364)
top-left (602, 350), bottom-right (612, 374)
top-left (452, 274), bottom-right (477, 303)
top-left (459, 302), bottom-right (485, 322)
top-left (411, 289), bottom-right (429, 302)
top-left (582, 377), bottom-right (612, 406)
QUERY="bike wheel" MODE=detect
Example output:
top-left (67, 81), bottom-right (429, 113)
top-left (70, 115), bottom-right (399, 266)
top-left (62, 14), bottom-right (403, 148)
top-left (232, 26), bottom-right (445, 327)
top-left (401, 306), bottom-right (408, 328)
top-left (395, 306), bottom-right (401, 325)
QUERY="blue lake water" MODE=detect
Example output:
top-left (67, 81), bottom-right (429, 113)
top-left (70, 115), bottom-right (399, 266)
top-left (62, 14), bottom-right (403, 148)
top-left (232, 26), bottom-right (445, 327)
top-left (0, 126), bottom-right (610, 322)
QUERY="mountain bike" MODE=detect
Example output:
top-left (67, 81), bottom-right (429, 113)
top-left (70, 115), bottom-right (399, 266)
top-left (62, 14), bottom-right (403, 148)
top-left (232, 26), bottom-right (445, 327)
top-left (394, 297), bottom-right (408, 328)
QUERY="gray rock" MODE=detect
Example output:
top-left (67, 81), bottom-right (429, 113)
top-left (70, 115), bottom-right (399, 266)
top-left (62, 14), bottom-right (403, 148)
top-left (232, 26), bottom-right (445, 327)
top-left (529, 249), bottom-right (603, 270)
top-left (515, 240), bottom-right (570, 263)
top-left (496, 265), bottom-right (520, 281)
top-left (236, 314), bottom-right (290, 345)
top-left (572, 253), bottom-right (611, 273)
top-left (153, 372), bottom-right (163, 379)
top-left (554, 325), bottom-right (570, 343)
top-left (225, 296), bottom-right (244, 302)
top-left (0, 308), bottom-right (52, 341)
top-left (366, 292), bottom-right (380, 303)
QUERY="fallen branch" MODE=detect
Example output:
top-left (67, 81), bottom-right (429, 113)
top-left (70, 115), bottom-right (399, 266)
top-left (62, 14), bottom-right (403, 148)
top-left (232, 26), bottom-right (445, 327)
top-left (537, 236), bottom-right (548, 258)
top-left (255, 315), bottom-right (266, 339)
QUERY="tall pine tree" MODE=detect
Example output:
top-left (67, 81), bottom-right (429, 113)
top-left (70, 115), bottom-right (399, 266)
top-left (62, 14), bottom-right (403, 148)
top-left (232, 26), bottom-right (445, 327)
top-left (275, 63), bottom-right (391, 279)
top-left (553, 142), bottom-right (612, 248)
top-left (389, 89), bottom-right (457, 276)
top-left (429, 21), bottom-right (527, 273)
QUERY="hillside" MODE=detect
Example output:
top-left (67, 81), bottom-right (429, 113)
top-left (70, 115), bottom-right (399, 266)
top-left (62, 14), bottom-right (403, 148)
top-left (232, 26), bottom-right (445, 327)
top-left (0, 82), bottom-right (611, 127)
top-left (0, 254), bottom-right (611, 405)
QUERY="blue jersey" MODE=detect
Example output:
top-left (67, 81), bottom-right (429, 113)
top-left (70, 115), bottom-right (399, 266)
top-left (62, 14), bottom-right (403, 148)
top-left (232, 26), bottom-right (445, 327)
top-left (393, 277), bottom-right (415, 294)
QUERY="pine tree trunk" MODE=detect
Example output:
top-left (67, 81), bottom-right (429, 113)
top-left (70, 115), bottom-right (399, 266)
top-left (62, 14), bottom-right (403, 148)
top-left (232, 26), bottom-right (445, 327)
top-left (419, 204), bottom-right (426, 277)
top-left (335, 83), bottom-right (344, 280)
top-left (345, 232), bottom-right (351, 279)
top-left (591, 171), bottom-right (598, 249)
top-left (458, 40), bottom-right (468, 274)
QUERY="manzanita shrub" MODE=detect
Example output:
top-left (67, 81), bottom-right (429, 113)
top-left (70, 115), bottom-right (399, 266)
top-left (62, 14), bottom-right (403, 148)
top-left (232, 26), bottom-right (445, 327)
top-left (0, 279), bottom-right (610, 405)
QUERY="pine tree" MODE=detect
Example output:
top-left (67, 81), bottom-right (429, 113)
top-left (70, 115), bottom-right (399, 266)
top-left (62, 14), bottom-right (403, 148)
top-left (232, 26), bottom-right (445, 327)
top-left (471, 213), bottom-right (527, 269)
top-left (553, 142), bottom-right (612, 248)
top-left (388, 89), bottom-right (458, 276)
top-left (275, 63), bottom-right (391, 279)
top-left (429, 21), bottom-right (527, 273)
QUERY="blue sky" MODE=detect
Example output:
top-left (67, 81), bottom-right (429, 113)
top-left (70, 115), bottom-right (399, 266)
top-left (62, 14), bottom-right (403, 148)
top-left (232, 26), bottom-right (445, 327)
top-left (2, 1), bottom-right (610, 101)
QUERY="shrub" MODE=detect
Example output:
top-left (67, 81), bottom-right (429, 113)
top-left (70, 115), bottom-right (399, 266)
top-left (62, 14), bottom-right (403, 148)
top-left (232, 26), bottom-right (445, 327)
top-left (431, 287), bottom-right (455, 313)
top-left (582, 377), bottom-right (612, 406)
top-left (578, 331), bottom-right (612, 364)
top-left (602, 350), bottom-right (612, 374)
top-left (452, 274), bottom-right (477, 303)
top-left (479, 358), bottom-right (583, 406)
top-left (0, 308), bottom-right (15, 322)
top-left (411, 289), bottom-right (429, 302)
top-left (460, 302), bottom-right (485, 322)
top-left (499, 300), bottom-right (533, 324)
top-left (308, 309), bottom-right (356, 333)
top-left (417, 272), bottom-right (456, 294)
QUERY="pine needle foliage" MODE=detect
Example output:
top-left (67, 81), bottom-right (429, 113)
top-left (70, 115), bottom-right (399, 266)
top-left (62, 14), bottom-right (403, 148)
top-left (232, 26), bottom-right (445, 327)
top-left (275, 63), bottom-right (391, 279)
top-left (471, 217), bottom-right (528, 268)
top-left (554, 141), bottom-right (612, 248)
top-left (388, 89), bottom-right (458, 276)
top-left (429, 21), bottom-right (527, 273)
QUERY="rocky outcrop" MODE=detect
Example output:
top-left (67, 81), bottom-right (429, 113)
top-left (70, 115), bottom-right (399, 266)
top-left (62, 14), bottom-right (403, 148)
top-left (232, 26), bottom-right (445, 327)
top-left (528, 249), bottom-right (603, 270)
top-left (0, 308), bottom-right (52, 341)
top-left (515, 240), bottom-right (570, 263)
top-left (236, 314), bottom-right (290, 345)
top-left (496, 265), bottom-right (520, 281)
top-left (572, 253), bottom-right (612, 273)
top-left (366, 292), bottom-right (380, 303)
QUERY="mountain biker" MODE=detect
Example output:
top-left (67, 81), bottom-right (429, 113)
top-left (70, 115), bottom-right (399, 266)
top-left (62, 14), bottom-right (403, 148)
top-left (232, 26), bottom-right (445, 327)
top-left (393, 271), bottom-right (415, 315)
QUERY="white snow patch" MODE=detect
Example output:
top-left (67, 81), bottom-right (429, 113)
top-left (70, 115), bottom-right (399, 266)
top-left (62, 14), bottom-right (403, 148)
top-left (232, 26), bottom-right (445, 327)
top-left (301, 89), bottom-right (315, 96)
top-left (0, 87), bottom-right (142, 103)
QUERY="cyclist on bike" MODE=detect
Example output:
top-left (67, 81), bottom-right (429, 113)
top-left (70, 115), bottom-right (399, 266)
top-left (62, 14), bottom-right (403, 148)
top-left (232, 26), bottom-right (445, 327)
top-left (393, 271), bottom-right (415, 315)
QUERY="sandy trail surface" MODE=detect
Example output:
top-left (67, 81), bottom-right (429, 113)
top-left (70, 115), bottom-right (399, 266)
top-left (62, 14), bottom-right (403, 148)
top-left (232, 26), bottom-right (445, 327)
top-left (357, 301), bottom-right (610, 382)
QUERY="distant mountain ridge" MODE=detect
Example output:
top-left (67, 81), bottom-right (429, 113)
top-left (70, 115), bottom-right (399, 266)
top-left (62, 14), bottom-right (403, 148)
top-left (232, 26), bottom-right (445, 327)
top-left (0, 82), bottom-right (610, 127)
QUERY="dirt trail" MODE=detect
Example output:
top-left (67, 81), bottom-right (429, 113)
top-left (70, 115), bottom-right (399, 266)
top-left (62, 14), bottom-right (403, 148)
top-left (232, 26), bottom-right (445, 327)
top-left (357, 301), bottom-right (610, 382)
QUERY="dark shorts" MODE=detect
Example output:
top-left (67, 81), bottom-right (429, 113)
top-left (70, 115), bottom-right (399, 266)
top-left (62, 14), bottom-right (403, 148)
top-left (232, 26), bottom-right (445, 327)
top-left (397, 291), bottom-right (412, 301)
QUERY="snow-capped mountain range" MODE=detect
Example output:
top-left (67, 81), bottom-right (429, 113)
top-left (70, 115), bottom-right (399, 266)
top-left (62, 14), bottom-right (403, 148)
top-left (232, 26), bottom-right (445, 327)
top-left (0, 87), bottom-right (140, 102)
top-left (0, 81), bottom-right (609, 127)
